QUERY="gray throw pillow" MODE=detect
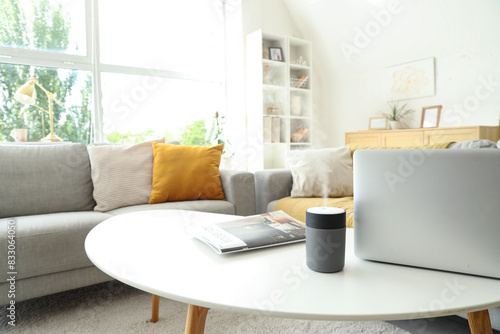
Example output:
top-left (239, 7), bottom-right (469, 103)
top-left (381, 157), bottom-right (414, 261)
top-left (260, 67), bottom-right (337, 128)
top-left (448, 139), bottom-right (498, 149)
top-left (0, 143), bottom-right (95, 218)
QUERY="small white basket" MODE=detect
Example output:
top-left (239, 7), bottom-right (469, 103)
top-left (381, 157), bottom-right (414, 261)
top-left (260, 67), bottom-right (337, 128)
top-left (290, 76), bottom-right (309, 89)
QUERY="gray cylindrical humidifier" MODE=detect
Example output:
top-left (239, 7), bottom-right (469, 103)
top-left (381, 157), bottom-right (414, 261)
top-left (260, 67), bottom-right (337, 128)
top-left (306, 207), bottom-right (346, 273)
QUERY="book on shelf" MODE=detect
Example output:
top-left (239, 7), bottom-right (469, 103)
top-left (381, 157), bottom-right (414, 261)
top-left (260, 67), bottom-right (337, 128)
top-left (263, 116), bottom-right (272, 143)
top-left (271, 117), bottom-right (281, 143)
top-left (192, 211), bottom-right (305, 254)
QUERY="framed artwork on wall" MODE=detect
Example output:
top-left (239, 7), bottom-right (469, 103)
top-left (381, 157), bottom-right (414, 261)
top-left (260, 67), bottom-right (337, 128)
top-left (269, 47), bottom-right (284, 61)
top-left (421, 105), bottom-right (442, 128)
top-left (369, 117), bottom-right (388, 130)
top-left (385, 57), bottom-right (435, 100)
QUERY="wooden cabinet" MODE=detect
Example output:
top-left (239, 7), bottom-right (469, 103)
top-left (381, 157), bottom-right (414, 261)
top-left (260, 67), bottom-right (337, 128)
top-left (382, 130), bottom-right (423, 146)
top-left (345, 126), bottom-right (500, 146)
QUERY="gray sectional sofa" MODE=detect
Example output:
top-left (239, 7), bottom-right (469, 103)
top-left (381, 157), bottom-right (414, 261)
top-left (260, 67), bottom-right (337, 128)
top-left (0, 142), bottom-right (256, 305)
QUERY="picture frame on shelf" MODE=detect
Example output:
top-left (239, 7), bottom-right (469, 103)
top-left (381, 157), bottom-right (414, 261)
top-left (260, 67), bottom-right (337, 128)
top-left (269, 47), bottom-right (284, 61)
top-left (421, 105), bottom-right (441, 128)
top-left (369, 117), bottom-right (388, 130)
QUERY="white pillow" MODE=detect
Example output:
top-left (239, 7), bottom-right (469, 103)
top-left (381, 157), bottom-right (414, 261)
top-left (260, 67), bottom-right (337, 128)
top-left (87, 138), bottom-right (166, 211)
top-left (287, 147), bottom-right (353, 198)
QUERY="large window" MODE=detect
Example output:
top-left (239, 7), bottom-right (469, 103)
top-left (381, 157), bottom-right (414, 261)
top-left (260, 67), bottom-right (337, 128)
top-left (100, 73), bottom-right (224, 144)
top-left (0, 0), bottom-right (91, 142)
top-left (0, 0), bottom-right (226, 144)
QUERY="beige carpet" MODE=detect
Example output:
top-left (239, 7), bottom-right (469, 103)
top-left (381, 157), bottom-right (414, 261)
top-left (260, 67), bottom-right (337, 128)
top-left (0, 280), bottom-right (410, 333)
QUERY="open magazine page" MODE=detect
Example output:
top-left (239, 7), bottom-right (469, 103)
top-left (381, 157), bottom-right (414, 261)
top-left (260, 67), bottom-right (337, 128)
top-left (194, 211), bottom-right (305, 254)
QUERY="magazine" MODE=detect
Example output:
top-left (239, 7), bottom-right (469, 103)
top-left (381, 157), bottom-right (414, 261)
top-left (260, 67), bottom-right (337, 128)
top-left (193, 211), bottom-right (305, 254)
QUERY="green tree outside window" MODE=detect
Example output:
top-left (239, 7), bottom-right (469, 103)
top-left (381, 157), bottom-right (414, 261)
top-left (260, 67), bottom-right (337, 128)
top-left (0, 0), bottom-right (91, 143)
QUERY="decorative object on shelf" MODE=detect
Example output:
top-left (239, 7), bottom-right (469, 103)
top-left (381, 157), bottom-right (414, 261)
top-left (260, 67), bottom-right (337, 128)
top-left (262, 65), bottom-right (281, 86)
top-left (291, 75), bottom-right (308, 89)
top-left (291, 95), bottom-right (301, 116)
top-left (379, 99), bottom-right (415, 130)
top-left (291, 56), bottom-right (307, 66)
top-left (266, 107), bottom-right (279, 115)
top-left (263, 65), bottom-right (271, 84)
top-left (291, 127), bottom-right (309, 143)
top-left (14, 77), bottom-right (63, 142)
top-left (262, 45), bottom-right (269, 59)
top-left (269, 47), bottom-right (284, 61)
top-left (421, 105), bottom-right (442, 128)
top-left (10, 128), bottom-right (28, 142)
top-left (385, 57), bottom-right (435, 100)
top-left (368, 117), bottom-right (388, 130)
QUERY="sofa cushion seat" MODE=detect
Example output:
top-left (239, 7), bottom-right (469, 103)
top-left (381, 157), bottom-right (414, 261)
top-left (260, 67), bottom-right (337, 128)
top-left (0, 211), bottom-right (111, 281)
top-left (272, 196), bottom-right (354, 228)
top-left (106, 200), bottom-right (235, 216)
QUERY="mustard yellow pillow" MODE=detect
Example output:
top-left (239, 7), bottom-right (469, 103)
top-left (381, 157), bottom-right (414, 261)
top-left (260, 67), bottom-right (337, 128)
top-left (149, 143), bottom-right (226, 203)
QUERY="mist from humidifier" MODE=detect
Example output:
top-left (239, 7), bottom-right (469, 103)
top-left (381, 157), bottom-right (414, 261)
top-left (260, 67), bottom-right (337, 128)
top-left (318, 161), bottom-right (332, 208)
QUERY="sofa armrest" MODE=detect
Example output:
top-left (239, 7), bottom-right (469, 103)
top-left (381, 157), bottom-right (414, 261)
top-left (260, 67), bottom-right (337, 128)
top-left (220, 170), bottom-right (256, 216)
top-left (254, 169), bottom-right (293, 213)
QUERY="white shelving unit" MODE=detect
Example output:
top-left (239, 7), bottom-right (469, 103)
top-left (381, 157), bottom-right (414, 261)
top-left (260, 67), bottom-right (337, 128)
top-left (246, 30), bottom-right (312, 170)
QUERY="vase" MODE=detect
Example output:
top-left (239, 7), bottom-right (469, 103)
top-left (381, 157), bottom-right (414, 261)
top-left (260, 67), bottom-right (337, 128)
top-left (389, 121), bottom-right (402, 130)
top-left (220, 156), bottom-right (232, 170)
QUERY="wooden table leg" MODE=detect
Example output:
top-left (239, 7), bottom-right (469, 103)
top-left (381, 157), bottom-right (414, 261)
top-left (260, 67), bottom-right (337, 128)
top-left (185, 304), bottom-right (210, 334)
top-left (151, 294), bottom-right (160, 323)
top-left (467, 309), bottom-right (492, 334)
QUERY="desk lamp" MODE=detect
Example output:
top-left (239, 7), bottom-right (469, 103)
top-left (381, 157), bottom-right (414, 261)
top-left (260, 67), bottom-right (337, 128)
top-left (14, 77), bottom-right (63, 142)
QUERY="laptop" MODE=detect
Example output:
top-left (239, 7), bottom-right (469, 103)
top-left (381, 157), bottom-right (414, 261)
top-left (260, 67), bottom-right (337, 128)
top-left (353, 149), bottom-right (500, 279)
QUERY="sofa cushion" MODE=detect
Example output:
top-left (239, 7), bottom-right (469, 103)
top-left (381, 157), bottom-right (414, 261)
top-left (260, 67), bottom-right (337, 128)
top-left (273, 196), bottom-right (354, 228)
top-left (149, 143), bottom-right (226, 203)
top-left (448, 139), bottom-right (498, 149)
top-left (0, 212), bottom-right (112, 281)
top-left (287, 147), bottom-right (353, 197)
top-left (87, 139), bottom-right (167, 212)
top-left (0, 143), bottom-right (95, 218)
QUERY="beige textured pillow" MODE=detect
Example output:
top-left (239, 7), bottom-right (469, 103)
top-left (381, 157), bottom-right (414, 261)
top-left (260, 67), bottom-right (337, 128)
top-left (88, 138), bottom-right (166, 211)
top-left (287, 147), bottom-right (353, 198)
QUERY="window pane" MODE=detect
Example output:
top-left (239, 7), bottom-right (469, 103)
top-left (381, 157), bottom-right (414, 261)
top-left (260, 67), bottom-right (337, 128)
top-left (101, 73), bottom-right (224, 145)
top-left (0, 0), bottom-right (86, 55)
top-left (0, 64), bottom-right (92, 143)
top-left (99, 0), bottom-right (225, 77)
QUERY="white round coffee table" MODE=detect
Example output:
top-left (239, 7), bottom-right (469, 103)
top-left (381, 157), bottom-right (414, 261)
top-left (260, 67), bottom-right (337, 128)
top-left (85, 210), bottom-right (500, 334)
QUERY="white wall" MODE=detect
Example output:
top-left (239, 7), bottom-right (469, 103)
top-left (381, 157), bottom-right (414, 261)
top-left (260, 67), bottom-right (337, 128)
top-left (280, 0), bottom-right (500, 147)
top-left (242, 0), bottom-right (300, 37)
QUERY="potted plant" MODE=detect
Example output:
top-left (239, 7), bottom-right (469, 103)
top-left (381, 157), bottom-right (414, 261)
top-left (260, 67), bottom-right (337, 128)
top-left (207, 111), bottom-right (234, 169)
top-left (379, 100), bottom-right (415, 129)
